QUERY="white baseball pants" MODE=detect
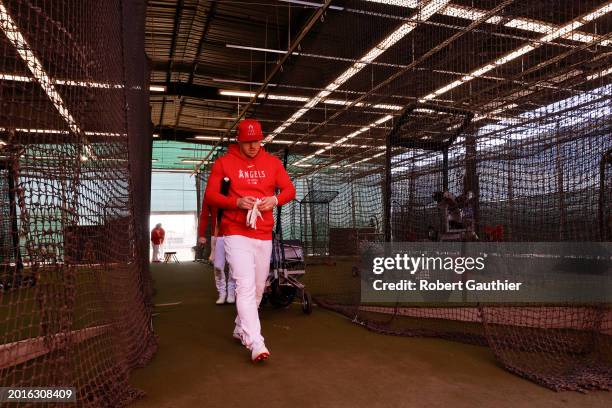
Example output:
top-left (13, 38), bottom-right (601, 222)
top-left (152, 244), bottom-right (163, 262)
top-left (223, 235), bottom-right (272, 350)
top-left (211, 236), bottom-right (236, 297)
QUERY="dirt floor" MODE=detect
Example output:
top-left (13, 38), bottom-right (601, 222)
top-left (129, 263), bottom-right (611, 408)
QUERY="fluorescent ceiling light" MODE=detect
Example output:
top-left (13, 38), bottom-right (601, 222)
top-left (54, 79), bottom-right (122, 89)
top-left (503, 18), bottom-right (550, 33)
top-left (18, 128), bottom-right (67, 134)
top-left (153, 133), bottom-right (160, 138)
top-left (582, 3), bottom-right (612, 21)
top-left (375, 115), bottom-right (394, 125)
top-left (269, 94), bottom-right (309, 102)
top-left (324, 99), bottom-right (402, 110)
top-left (181, 159), bottom-right (208, 163)
top-left (324, 99), bottom-right (359, 106)
top-left (294, 113), bottom-right (393, 167)
top-left (418, 0), bottom-right (450, 20)
top-left (420, 2), bottom-right (612, 101)
top-left (435, 79), bottom-right (464, 93)
top-left (0, 71), bottom-right (133, 90)
top-left (194, 136), bottom-right (220, 141)
top-left (587, 66), bottom-right (612, 81)
top-left (287, 1), bottom-right (612, 169)
top-left (150, 85), bottom-right (166, 92)
top-left (219, 89), bottom-right (308, 102)
top-left (539, 21), bottom-right (582, 43)
top-left (219, 90), bottom-right (256, 98)
top-left (0, 73), bottom-right (29, 82)
top-left (366, 0), bottom-right (612, 46)
top-left (350, 150), bottom-right (386, 166)
top-left (373, 103), bottom-right (402, 110)
top-left (468, 64), bottom-right (496, 78)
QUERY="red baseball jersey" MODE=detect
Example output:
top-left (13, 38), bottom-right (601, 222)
top-left (204, 144), bottom-right (295, 240)
top-left (150, 227), bottom-right (165, 245)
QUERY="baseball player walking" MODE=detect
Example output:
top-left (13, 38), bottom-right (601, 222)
top-left (204, 118), bottom-right (296, 362)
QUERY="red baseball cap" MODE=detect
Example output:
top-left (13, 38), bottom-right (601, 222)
top-left (236, 119), bottom-right (263, 142)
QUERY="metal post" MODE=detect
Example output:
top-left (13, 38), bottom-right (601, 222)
top-left (384, 132), bottom-right (392, 242)
top-left (555, 128), bottom-right (566, 240)
top-left (442, 147), bottom-right (449, 192)
top-left (7, 163), bottom-right (22, 271)
top-left (464, 134), bottom-right (479, 233)
top-left (599, 149), bottom-right (612, 240)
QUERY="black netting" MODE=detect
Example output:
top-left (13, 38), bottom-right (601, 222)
top-left (0, 1), bottom-right (156, 406)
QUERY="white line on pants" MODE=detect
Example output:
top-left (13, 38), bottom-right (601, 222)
top-left (224, 234), bottom-right (272, 350)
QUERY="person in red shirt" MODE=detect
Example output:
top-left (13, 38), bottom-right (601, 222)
top-left (197, 199), bottom-right (236, 304)
top-left (205, 118), bottom-right (296, 362)
top-left (150, 223), bottom-right (165, 262)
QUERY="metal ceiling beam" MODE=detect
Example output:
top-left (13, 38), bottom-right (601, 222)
top-left (229, 0), bottom-right (333, 126)
top-left (163, 82), bottom-right (220, 99)
top-left (174, 1), bottom-right (218, 128)
top-left (299, 0), bottom-right (517, 141)
top-left (250, 3), bottom-right (315, 114)
top-left (288, 0), bottom-right (517, 175)
top-left (158, 0), bottom-right (184, 126)
top-left (189, 1), bottom-right (216, 85)
top-left (195, 0), bottom-right (333, 172)
top-left (156, 126), bottom-right (212, 142)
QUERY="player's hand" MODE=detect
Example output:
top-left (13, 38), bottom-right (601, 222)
top-left (237, 196), bottom-right (257, 210)
top-left (198, 237), bottom-right (207, 246)
top-left (259, 196), bottom-right (278, 211)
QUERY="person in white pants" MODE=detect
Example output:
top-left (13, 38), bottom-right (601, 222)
top-left (224, 235), bottom-right (272, 351)
top-left (198, 200), bottom-right (236, 304)
top-left (204, 118), bottom-right (296, 362)
top-left (151, 223), bottom-right (165, 262)
top-left (210, 236), bottom-right (236, 304)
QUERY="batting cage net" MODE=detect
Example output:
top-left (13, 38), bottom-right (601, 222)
top-left (257, 0), bottom-right (612, 392)
top-left (0, 0), bottom-right (155, 406)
